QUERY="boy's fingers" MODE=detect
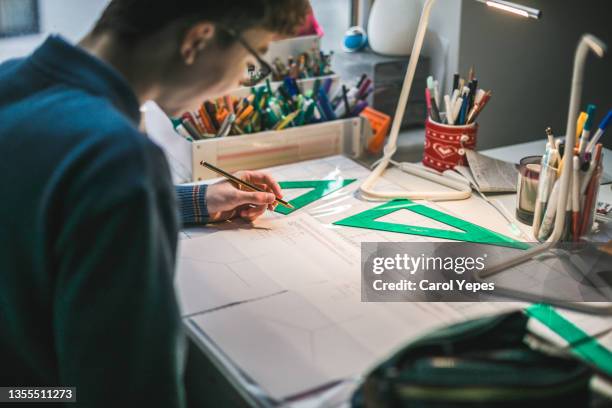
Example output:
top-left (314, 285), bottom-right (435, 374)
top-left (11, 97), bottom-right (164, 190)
top-left (235, 191), bottom-right (276, 207)
top-left (240, 205), bottom-right (267, 221)
top-left (240, 171), bottom-right (283, 198)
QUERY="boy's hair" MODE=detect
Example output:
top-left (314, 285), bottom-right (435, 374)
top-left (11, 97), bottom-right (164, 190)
top-left (93, 0), bottom-right (310, 44)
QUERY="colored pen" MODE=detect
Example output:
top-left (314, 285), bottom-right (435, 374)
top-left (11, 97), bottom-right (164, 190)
top-left (205, 101), bottom-right (219, 130)
top-left (236, 105), bottom-right (254, 126)
top-left (466, 91), bottom-right (491, 124)
top-left (580, 146), bottom-right (599, 197)
top-left (538, 179), bottom-right (560, 241)
top-left (532, 145), bottom-right (550, 238)
top-left (274, 109), bottom-right (301, 130)
top-left (458, 95), bottom-right (469, 125)
top-left (430, 95), bottom-right (442, 123)
top-left (322, 77), bottom-right (333, 94)
top-left (450, 97), bottom-right (464, 125)
top-left (427, 76), bottom-right (434, 93)
top-left (576, 111), bottom-right (587, 139)
top-left (351, 100), bottom-right (368, 116)
top-left (200, 161), bottom-right (294, 209)
top-left (358, 79), bottom-right (372, 99)
top-left (317, 87), bottom-right (336, 120)
top-left (176, 124), bottom-right (194, 141)
top-left (580, 145), bottom-right (602, 236)
top-left (450, 89), bottom-right (460, 108)
top-left (545, 127), bottom-right (555, 147)
top-left (586, 108), bottom-right (612, 155)
top-left (468, 79), bottom-right (478, 110)
top-left (356, 73), bottom-right (367, 89)
top-left (444, 94), bottom-right (452, 124)
top-left (216, 113), bottom-right (235, 137)
top-left (341, 85), bottom-right (351, 118)
top-left (578, 104), bottom-right (596, 158)
top-left (433, 80), bottom-right (441, 109)
top-left (474, 89), bottom-right (486, 105)
top-left (572, 156), bottom-right (580, 241)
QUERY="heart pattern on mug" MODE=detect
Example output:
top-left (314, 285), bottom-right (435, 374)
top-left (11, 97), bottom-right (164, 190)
top-left (433, 143), bottom-right (456, 158)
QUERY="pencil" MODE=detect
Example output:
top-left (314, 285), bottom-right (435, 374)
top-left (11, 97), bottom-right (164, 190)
top-left (199, 161), bottom-right (294, 209)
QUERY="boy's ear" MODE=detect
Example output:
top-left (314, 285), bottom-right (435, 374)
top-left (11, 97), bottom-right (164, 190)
top-left (180, 22), bottom-right (216, 65)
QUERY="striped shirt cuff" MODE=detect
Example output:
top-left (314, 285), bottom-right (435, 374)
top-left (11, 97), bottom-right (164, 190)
top-left (176, 184), bottom-right (209, 225)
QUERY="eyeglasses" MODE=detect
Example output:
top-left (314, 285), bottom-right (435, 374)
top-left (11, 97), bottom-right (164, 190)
top-left (221, 28), bottom-right (272, 87)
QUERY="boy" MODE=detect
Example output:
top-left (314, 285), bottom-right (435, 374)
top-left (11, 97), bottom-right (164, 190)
top-left (0, 1), bottom-right (308, 406)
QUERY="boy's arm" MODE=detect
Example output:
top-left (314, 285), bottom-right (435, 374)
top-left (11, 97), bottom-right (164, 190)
top-left (176, 184), bottom-right (209, 225)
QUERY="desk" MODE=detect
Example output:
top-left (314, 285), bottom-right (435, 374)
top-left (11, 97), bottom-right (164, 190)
top-left (178, 141), bottom-right (612, 407)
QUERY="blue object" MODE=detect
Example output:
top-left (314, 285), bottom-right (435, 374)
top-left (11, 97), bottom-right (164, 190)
top-left (458, 97), bottom-right (469, 125)
top-left (283, 77), bottom-right (297, 97)
top-left (343, 26), bottom-right (368, 52)
top-left (322, 77), bottom-right (333, 94)
top-left (599, 108), bottom-right (612, 131)
top-left (317, 88), bottom-right (337, 121)
top-left (584, 104), bottom-right (597, 130)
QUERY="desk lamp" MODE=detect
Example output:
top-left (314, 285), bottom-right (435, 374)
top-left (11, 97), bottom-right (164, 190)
top-left (360, 0), bottom-right (541, 201)
top-left (476, 34), bottom-right (609, 315)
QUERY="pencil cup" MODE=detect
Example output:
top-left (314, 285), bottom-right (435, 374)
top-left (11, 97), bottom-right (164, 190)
top-left (423, 117), bottom-right (478, 172)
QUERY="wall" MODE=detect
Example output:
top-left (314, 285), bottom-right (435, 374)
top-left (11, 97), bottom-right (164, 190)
top-left (459, 0), bottom-right (612, 150)
top-left (0, 0), bottom-right (109, 62)
top-left (422, 0), bottom-right (462, 94)
top-left (309, 0), bottom-right (350, 52)
top-left (310, 0), bottom-right (462, 101)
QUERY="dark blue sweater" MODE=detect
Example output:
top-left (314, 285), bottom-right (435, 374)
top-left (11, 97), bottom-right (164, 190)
top-left (0, 35), bottom-right (188, 406)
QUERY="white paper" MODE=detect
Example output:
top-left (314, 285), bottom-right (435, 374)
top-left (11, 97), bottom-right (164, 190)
top-left (462, 149), bottom-right (519, 193)
top-left (177, 155), bottom-right (612, 401)
top-left (142, 100), bottom-right (193, 183)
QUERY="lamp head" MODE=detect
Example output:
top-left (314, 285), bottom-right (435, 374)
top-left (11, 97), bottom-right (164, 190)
top-left (583, 34), bottom-right (607, 57)
top-left (476, 0), bottom-right (542, 19)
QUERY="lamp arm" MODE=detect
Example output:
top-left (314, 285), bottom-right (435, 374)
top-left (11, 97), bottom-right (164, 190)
top-left (360, 0), bottom-right (465, 201)
top-left (478, 34), bottom-right (606, 280)
top-left (549, 34), bottom-right (606, 243)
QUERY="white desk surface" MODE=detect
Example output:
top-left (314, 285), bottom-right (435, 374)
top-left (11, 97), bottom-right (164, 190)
top-left (178, 141), bottom-right (612, 407)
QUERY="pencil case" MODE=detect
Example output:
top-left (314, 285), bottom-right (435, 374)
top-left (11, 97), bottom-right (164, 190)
top-left (423, 117), bottom-right (478, 172)
top-left (352, 310), bottom-right (593, 408)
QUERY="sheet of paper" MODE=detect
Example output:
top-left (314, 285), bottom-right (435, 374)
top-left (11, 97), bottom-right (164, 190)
top-left (177, 211), bottom-right (359, 316)
top-left (177, 155), bottom-right (612, 401)
top-left (142, 100), bottom-right (193, 184)
top-left (189, 291), bottom-right (525, 400)
top-left (464, 149), bottom-right (518, 193)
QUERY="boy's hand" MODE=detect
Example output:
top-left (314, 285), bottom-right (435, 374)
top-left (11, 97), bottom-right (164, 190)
top-left (205, 170), bottom-right (283, 222)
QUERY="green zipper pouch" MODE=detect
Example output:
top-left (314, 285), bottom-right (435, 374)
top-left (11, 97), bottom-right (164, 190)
top-left (352, 311), bottom-right (593, 408)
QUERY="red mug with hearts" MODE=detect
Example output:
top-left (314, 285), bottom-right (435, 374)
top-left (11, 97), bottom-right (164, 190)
top-left (422, 118), bottom-right (478, 172)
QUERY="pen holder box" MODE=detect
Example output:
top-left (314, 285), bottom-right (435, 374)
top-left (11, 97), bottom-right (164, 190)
top-left (192, 116), bottom-right (367, 181)
top-left (143, 101), bottom-right (368, 182)
top-left (188, 74), bottom-right (369, 181)
top-left (422, 117), bottom-right (478, 172)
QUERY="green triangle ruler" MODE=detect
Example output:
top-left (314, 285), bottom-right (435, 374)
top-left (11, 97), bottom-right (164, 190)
top-left (526, 304), bottom-right (612, 375)
top-left (275, 179), bottom-right (356, 215)
top-left (333, 199), bottom-right (529, 250)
